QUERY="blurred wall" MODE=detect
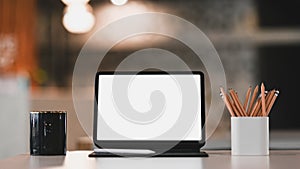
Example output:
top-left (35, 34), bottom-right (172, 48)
top-left (0, 0), bottom-right (36, 159)
top-left (0, 76), bottom-right (29, 159)
top-left (0, 0), bottom-right (37, 80)
top-left (34, 0), bottom-right (259, 150)
top-left (3, 0), bottom-right (299, 153)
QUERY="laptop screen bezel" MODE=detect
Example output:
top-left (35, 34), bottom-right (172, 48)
top-left (93, 71), bottom-right (206, 151)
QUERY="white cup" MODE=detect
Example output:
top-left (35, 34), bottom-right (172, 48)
top-left (231, 117), bottom-right (269, 156)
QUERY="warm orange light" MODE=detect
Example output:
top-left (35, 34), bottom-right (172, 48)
top-left (111, 0), bottom-right (128, 6)
top-left (61, 0), bottom-right (90, 5)
top-left (62, 4), bottom-right (95, 34)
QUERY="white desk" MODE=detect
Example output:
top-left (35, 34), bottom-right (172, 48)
top-left (0, 150), bottom-right (300, 169)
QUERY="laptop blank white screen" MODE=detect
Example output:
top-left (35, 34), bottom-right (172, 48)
top-left (97, 74), bottom-right (202, 141)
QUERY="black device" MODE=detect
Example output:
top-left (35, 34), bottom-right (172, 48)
top-left (30, 111), bottom-right (66, 155)
top-left (89, 71), bottom-right (208, 157)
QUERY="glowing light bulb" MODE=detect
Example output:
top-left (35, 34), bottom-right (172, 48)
top-left (61, 0), bottom-right (90, 5)
top-left (62, 4), bottom-right (95, 34)
top-left (111, 0), bottom-right (128, 6)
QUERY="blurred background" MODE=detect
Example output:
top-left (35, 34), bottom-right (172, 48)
top-left (1, 0), bottom-right (300, 159)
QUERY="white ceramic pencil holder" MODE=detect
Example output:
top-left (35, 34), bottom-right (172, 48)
top-left (231, 117), bottom-right (269, 156)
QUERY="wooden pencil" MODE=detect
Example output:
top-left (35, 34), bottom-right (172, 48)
top-left (229, 89), bottom-right (247, 116)
top-left (247, 85), bottom-right (259, 115)
top-left (255, 100), bottom-right (262, 116)
top-left (256, 90), bottom-right (269, 116)
top-left (220, 84), bottom-right (279, 117)
top-left (261, 83), bottom-right (266, 116)
top-left (243, 86), bottom-right (252, 115)
top-left (227, 93), bottom-right (240, 117)
top-left (254, 91), bottom-right (269, 116)
top-left (234, 91), bottom-right (248, 116)
top-left (220, 87), bottom-right (235, 117)
top-left (250, 95), bottom-right (261, 116)
top-left (266, 90), bottom-right (279, 115)
top-left (229, 89), bottom-right (242, 116)
top-left (266, 89), bottom-right (275, 108)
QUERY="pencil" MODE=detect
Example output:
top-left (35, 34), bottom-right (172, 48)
top-left (229, 89), bottom-right (241, 116)
top-left (254, 99), bottom-right (262, 116)
top-left (243, 86), bottom-right (252, 114)
top-left (261, 83), bottom-right (266, 116)
top-left (255, 91), bottom-right (269, 116)
top-left (227, 93), bottom-right (240, 117)
top-left (229, 89), bottom-right (247, 116)
top-left (220, 87), bottom-right (235, 117)
top-left (266, 89), bottom-right (275, 107)
top-left (247, 85), bottom-right (259, 115)
top-left (266, 90), bottom-right (279, 115)
top-left (234, 91), bottom-right (247, 116)
top-left (250, 91), bottom-right (268, 116)
top-left (250, 94), bottom-right (261, 116)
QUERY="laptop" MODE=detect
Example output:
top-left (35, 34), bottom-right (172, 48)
top-left (89, 71), bottom-right (208, 157)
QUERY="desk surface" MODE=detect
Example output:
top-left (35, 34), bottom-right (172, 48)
top-left (0, 150), bottom-right (300, 169)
